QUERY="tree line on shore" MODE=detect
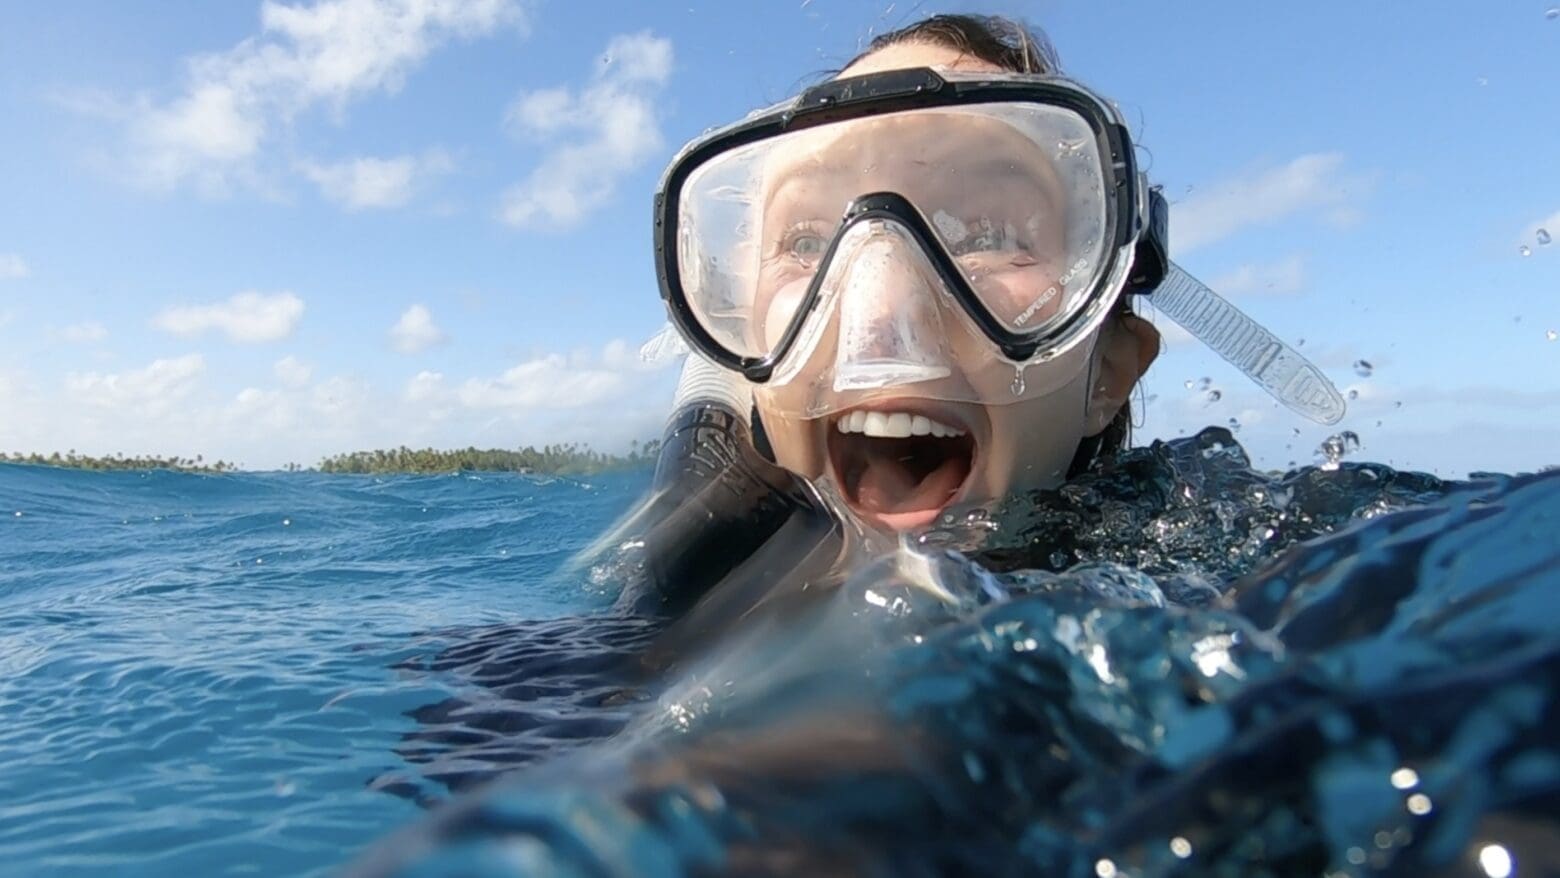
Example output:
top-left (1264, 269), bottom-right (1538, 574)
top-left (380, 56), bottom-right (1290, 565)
top-left (0, 440), bottom-right (663, 475)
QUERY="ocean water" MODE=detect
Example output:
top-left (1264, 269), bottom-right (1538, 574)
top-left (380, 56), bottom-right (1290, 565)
top-left (0, 465), bottom-right (648, 876)
top-left (3, 431), bottom-right (1558, 877)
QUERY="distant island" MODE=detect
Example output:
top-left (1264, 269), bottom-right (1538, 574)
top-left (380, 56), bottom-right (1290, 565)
top-left (1, 441), bottom-right (663, 476)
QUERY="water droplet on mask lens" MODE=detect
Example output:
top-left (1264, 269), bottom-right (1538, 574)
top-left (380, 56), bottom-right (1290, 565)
top-left (1205, 389), bottom-right (1221, 404)
top-left (1539, 228), bottom-right (1553, 245)
top-left (1011, 367), bottom-right (1026, 395)
top-left (1227, 417), bottom-right (1241, 432)
top-left (1348, 389), bottom-right (1359, 400)
top-left (1296, 337), bottom-right (1306, 348)
top-left (1548, 329), bottom-right (1558, 341)
top-left (1519, 245), bottom-right (1532, 257)
top-left (1196, 376), bottom-right (1212, 391)
top-left (1183, 379), bottom-right (1194, 390)
top-left (1548, 6), bottom-right (1560, 19)
top-left (1353, 359), bottom-right (1373, 377)
top-left (1394, 400), bottom-right (1404, 409)
top-left (1292, 427), bottom-right (1302, 436)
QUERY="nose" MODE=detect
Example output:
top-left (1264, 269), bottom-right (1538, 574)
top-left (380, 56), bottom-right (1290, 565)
top-left (830, 224), bottom-right (953, 391)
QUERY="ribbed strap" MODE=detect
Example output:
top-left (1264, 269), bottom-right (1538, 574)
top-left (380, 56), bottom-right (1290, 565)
top-left (1150, 263), bottom-right (1346, 425)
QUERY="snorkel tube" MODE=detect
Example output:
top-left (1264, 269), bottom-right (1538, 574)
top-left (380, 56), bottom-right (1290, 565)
top-left (605, 354), bottom-right (845, 618)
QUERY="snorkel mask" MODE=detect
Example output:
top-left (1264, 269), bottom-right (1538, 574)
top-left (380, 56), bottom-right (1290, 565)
top-left (650, 67), bottom-right (1345, 426)
top-left (645, 67), bottom-right (1345, 529)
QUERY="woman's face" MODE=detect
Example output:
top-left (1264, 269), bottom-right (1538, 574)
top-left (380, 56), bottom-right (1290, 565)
top-left (752, 41), bottom-right (1160, 533)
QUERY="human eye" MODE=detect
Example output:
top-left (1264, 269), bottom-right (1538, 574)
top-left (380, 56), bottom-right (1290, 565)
top-left (767, 221), bottom-right (829, 266)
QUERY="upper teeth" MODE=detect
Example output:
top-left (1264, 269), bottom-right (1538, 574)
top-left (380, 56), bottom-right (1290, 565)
top-left (836, 410), bottom-right (967, 439)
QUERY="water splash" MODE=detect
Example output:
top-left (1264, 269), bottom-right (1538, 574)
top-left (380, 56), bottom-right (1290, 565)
top-left (360, 440), bottom-right (1560, 878)
top-left (1316, 430), bottom-right (1361, 470)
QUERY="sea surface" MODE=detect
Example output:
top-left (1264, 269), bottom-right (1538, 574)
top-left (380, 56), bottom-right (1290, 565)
top-left (2, 432), bottom-right (1557, 877)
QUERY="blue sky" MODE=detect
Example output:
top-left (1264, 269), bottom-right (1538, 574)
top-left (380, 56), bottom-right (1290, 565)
top-left (1, 0), bottom-right (1557, 474)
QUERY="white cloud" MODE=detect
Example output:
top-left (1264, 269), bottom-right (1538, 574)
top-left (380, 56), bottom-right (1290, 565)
top-left (300, 150), bottom-right (452, 210)
top-left (1207, 254), bottom-right (1306, 297)
top-left (154, 291), bottom-right (304, 343)
top-left (0, 253), bottom-right (29, 279)
top-left (273, 354), bottom-right (313, 387)
top-left (59, 322), bottom-right (109, 343)
top-left (405, 369), bottom-right (445, 402)
top-left (119, 0), bottom-right (523, 193)
top-left (3, 337), bottom-right (679, 470)
top-left (65, 354), bottom-right (206, 415)
top-left (388, 303), bottom-right (447, 353)
top-left (460, 354), bottom-right (623, 409)
top-left (500, 32), bottom-right (673, 228)
top-left (1174, 154), bottom-right (1371, 253)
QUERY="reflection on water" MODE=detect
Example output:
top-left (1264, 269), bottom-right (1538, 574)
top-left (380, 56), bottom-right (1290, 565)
top-left (361, 429), bottom-right (1560, 876)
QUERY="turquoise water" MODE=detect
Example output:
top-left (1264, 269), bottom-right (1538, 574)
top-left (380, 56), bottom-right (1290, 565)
top-left (0, 465), bottom-right (647, 876)
top-left (3, 432), bottom-right (1558, 876)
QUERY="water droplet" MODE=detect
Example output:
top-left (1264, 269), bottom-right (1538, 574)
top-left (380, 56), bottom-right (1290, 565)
top-left (1539, 227), bottom-right (1553, 245)
top-left (12, 511), bottom-right (21, 518)
top-left (1316, 431), bottom-right (1361, 470)
top-left (1519, 245), bottom-right (1532, 257)
top-left (1296, 337), bottom-right (1306, 348)
top-left (1353, 359), bottom-right (1374, 377)
top-left (282, 518), bottom-right (291, 526)
top-left (1204, 389), bottom-right (1222, 404)
top-left (1476, 75), bottom-right (1490, 86)
top-left (1227, 417), bottom-right (1241, 432)
top-left (1183, 378), bottom-right (1194, 390)
top-left (1348, 389), bottom-right (1359, 400)
top-left (1394, 400), bottom-right (1404, 409)
top-left (275, 778), bottom-right (297, 797)
top-left (1170, 837), bottom-right (1193, 859)
top-left (1010, 366), bottom-right (1026, 395)
top-left (1548, 329), bottom-right (1558, 341)
top-left (1196, 376), bottom-right (1212, 391)
top-left (1548, 6), bottom-right (1560, 19)
top-left (1292, 427), bottom-right (1302, 436)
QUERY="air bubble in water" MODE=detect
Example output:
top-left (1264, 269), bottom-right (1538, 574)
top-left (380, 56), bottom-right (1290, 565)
top-left (1353, 359), bottom-right (1374, 377)
top-left (1519, 245), bottom-right (1532, 257)
top-left (1539, 228), bottom-right (1553, 246)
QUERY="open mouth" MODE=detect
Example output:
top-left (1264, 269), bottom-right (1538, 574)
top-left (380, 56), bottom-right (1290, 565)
top-left (826, 406), bottom-right (977, 531)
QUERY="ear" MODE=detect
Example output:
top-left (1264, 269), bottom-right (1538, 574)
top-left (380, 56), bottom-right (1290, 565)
top-left (1084, 313), bottom-right (1161, 435)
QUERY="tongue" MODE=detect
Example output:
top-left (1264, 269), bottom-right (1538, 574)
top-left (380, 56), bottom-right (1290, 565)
top-left (855, 445), bottom-right (968, 515)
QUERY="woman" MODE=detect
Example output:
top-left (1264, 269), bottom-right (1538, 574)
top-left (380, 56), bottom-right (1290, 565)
top-left (652, 14), bottom-right (1342, 533)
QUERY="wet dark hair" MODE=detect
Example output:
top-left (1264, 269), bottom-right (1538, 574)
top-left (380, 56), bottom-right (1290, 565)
top-left (843, 15), bottom-right (1138, 460)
